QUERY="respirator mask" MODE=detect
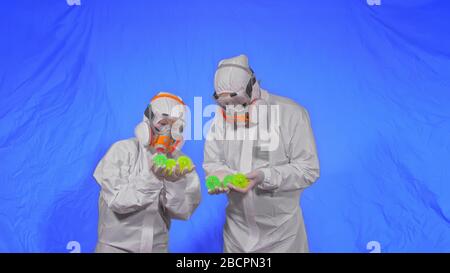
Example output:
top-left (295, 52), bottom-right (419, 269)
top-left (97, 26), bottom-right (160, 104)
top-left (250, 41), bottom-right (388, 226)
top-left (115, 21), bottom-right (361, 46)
top-left (213, 63), bottom-right (262, 128)
top-left (134, 93), bottom-right (186, 154)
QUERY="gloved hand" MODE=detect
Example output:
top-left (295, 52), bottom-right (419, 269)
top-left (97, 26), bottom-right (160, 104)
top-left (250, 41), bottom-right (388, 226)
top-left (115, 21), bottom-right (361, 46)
top-left (228, 170), bottom-right (264, 194)
top-left (207, 170), bottom-right (232, 195)
top-left (150, 154), bottom-right (195, 182)
top-left (150, 163), bottom-right (166, 180)
top-left (165, 163), bottom-right (196, 182)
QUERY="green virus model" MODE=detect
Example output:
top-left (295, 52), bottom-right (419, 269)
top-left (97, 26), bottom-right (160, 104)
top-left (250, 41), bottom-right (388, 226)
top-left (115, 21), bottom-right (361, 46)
top-left (177, 155), bottom-right (193, 172)
top-left (153, 153), bottom-right (168, 167)
top-left (222, 174), bottom-right (234, 188)
top-left (231, 173), bottom-right (249, 189)
top-left (206, 175), bottom-right (221, 191)
top-left (165, 158), bottom-right (177, 175)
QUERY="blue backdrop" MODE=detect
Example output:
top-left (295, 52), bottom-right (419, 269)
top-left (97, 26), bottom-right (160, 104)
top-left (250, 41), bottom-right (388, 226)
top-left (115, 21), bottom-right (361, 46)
top-left (1, 0), bottom-right (449, 253)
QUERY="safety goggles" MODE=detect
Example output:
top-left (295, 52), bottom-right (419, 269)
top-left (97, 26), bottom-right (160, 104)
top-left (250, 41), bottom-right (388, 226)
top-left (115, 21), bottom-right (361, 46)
top-left (213, 91), bottom-right (250, 109)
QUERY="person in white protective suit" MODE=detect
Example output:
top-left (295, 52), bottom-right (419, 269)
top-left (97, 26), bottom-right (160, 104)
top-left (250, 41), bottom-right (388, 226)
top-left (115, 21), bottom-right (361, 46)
top-left (203, 55), bottom-right (320, 253)
top-left (94, 92), bottom-right (201, 253)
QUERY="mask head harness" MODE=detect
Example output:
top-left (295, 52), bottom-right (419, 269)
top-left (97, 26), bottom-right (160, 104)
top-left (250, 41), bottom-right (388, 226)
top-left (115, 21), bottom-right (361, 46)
top-left (213, 63), bottom-right (257, 103)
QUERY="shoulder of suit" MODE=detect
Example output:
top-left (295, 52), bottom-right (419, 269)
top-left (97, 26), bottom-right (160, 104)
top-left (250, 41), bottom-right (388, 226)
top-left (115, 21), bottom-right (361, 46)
top-left (267, 92), bottom-right (309, 121)
top-left (109, 138), bottom-right (139, 155)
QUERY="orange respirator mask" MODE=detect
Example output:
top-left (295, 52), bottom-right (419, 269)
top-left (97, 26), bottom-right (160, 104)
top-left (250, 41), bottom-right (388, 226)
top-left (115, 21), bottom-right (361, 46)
top-left (135, 93), bottom-right (186, 154)
top-left (213, 63), bottom-right (258, 128)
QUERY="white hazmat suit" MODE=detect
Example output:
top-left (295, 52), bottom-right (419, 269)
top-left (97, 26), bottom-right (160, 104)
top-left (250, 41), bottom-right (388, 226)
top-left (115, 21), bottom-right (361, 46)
top-left (203, 55), bottom-right (320, 253)
top-left (94, 93), bottom-right (201, 253)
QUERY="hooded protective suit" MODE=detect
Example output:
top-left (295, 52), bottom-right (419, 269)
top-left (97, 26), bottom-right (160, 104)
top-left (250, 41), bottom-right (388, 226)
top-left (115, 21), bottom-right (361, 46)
top-left (203, 55), bottom-right (320, 253)
top-left (94, 93), bottom-right (201, 253)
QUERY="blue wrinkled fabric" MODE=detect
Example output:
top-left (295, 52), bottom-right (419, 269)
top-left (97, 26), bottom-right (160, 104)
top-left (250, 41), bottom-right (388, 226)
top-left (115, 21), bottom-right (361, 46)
top-left (0, 0), bottom-right (449, 252)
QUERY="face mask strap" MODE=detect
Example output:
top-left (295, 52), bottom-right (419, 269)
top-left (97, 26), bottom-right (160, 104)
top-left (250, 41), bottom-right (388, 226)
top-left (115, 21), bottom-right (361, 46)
top-left (144, 104), bottom-right (154, 121)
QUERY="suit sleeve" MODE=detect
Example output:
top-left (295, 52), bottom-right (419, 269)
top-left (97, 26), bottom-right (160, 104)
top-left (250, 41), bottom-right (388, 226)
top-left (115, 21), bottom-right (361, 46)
top-left (160, 171), bottom-right (201, 220)
top-left (93, 142), bottom-right (163, 214)
top-left (258, 108), bottom-right (320, 192)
